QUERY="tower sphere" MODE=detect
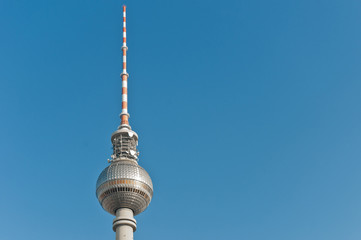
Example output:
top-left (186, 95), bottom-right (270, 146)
top-left (96, 160), bottom-right (153, 216)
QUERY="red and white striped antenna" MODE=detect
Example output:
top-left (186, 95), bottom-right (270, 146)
top-left (120, 5), bottom-right (130, 128)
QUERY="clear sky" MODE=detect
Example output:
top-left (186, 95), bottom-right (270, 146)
top-left (1, 0), bottom-right (361, 239)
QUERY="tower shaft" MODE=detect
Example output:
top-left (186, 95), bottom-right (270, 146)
top-left (113, 208), bottom-right (137, 240)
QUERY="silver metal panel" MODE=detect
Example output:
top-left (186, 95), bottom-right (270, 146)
top-left (96, 161), bottom-right (153, 216)
top-left (96, 162), bottom-right (153, 189)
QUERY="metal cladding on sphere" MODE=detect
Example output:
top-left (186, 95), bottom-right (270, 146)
top-left (95, 125), bottom-right (154, 216)
top-left (96, 160), bottom-right (153, 216)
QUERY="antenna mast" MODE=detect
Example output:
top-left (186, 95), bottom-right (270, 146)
top-left (120, 5), bottom-right (130, 129)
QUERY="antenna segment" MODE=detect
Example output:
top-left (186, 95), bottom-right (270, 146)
top-left (120, 5), bottom-right (130, 128)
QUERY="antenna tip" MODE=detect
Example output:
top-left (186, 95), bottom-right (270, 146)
top-left (123, 5), bottom-right (126, 11)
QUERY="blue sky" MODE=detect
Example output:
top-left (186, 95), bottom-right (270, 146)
top-left (1, 0), bottom-right (361, 239)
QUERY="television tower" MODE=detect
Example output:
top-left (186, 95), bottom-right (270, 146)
top-left (96, 6), bottom-right (153, 240)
